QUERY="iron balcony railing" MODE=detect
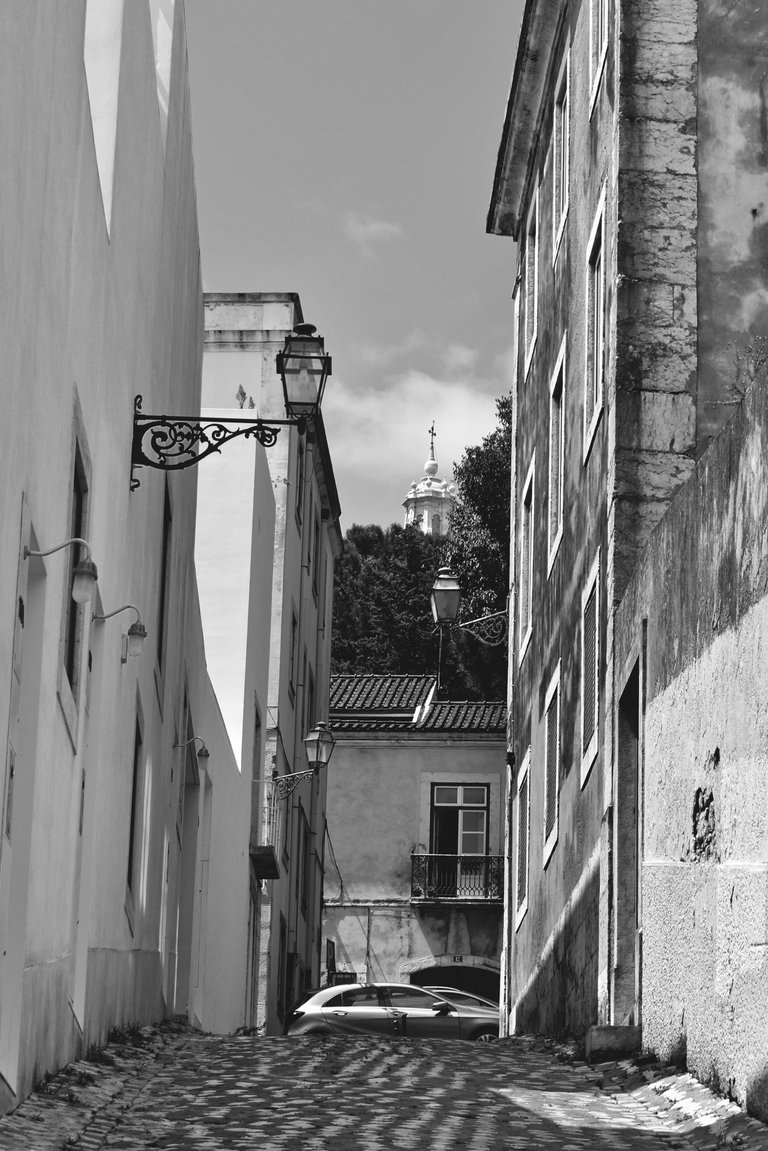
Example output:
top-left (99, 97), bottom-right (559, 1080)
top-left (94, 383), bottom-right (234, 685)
top-left (410, 853), bottom-right (504, 902)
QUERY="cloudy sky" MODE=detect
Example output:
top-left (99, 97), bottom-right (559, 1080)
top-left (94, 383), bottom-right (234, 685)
top-left (185, 1), bottom-right (524, 530)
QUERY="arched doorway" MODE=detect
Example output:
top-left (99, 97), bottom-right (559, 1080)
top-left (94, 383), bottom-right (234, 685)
top-left (403, 956), bottom-right (500, 1003)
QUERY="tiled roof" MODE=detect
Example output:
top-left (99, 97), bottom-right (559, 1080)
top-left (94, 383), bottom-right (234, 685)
top-left (330, 674), bottom-right (435, 715)
top-left (329, 675), bottom-right (505, 735)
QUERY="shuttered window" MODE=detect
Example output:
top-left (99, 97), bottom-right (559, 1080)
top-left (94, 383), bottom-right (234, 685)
top-left (544, 665), bottom-right (560, 863)
top-left (515, 752), bottom-right (530, 927)
top-left (581, 552), bottom-right (600, 784)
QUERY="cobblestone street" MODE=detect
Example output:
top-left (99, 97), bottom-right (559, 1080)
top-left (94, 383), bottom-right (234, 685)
top-left (2, 1024), bottom-right (768, 1151)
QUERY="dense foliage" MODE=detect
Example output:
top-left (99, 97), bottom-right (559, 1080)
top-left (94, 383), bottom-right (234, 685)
top-left (330, 397), bottom-right (511, 701)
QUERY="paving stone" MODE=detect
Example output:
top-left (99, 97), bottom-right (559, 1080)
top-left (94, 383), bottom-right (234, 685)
top-left (0, 1025), bottom-right (766, 1150)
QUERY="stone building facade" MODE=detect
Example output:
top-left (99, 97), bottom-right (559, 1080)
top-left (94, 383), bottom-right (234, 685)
top-left (323, 676), bottom-right (506, 1003)
top-left (488, 0), bottom-right (768, 1040)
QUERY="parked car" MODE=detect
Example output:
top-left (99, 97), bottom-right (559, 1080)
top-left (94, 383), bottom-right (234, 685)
top-left (286, 982), bottom-right (499, 1041)
top-left (423, 987), bottom-right (500, 1011)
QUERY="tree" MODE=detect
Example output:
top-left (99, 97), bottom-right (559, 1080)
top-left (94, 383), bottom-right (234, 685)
top-left (331, 524), bottom-right (445, 678)
top-left (330, 398), bottom-right (512, 701)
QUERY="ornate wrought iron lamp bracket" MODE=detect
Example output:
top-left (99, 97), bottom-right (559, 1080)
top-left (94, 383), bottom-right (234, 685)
top-left (457, 611), bottom-right (508, 647)
top-left (271, 769), bottom-right (316, 801)
top-left (130, 395), bottom-right (299, 491)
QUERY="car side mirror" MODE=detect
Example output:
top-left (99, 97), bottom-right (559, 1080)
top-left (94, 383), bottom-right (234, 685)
top-left (432, 1000), bottom-right (453, 1015)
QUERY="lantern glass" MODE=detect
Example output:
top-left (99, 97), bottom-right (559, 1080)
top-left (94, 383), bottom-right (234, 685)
top-left (72, 558), bottom-right (98, 605)
top-left (126, 620), bottom-right (147, 658)
top-left (304, 721), bottom-right (335, 772)
top-left (431, 567), bottom-right (461, 624)
top-left (277, 324), bottom-right (332, 420)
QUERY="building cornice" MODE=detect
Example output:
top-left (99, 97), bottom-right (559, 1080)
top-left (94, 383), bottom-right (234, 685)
top-left (487, 0), bottom-right (564, 240)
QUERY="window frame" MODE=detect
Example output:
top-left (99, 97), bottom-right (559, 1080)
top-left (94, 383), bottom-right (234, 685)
top-left (294, 436), bottom-right (305, 529)
top-left (515, 749), bottom-right (531, 930)
top-left (580, 549), bottom-right (601, 787)
top-left (523, 188), bottom-right (539, 377)
top-left (552, 49), bottom-right (570, 260)
top-left (584, 189), bottom-right (606, 462)
top-left (543, 662), bottom-right (561, 866)
top-left (60, 444), bottom-right (90, 709)
top-left (518, 452), bottom-right (535, 664)
top-left (547, 335), bottom-right (566, 573)
top-left (589, 0), bottom-right (609, 113)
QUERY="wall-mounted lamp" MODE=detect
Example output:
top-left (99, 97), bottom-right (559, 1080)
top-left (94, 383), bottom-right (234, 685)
top-left (92, 604), bottom-right (148, 662)
top-left (173, 736), bottom-right (210, 759)
top-left (130, 322), bottom-right (332, 490)
top-left (24, 538), bottom-right (99, 604)
top-left (430, 567), bottom-right (507, 647)
top-left (272, 722), bottom-right (336, 800)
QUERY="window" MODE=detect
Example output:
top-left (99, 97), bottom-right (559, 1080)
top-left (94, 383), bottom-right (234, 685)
top-left (543, 664), bottom-right (561, 865)
top-left (127, 717), bottom-right (144, 896)
top-left (523, 191), bottom-right (538, 372)
top-left (548, 338), bottom-right (566, 571)
top-left (64, 447), bottom-right (89, 692)
top-left (295, 438), bottom-right (305, 528)
top-left (277, 913), bottom-right (288, 1019)
top-left (429, 784), bottom-right (489, 898)
top-left (581, 551), bottom-right (600, 785)
top-left (590, 0), bottom-right (609, 106)
top-left (157, 484), bottom-right (172, 669)
top-left (311, 511), bottom-right (321, 597)
top-left (327, 986), bottom-right (383, 1008)
top-left (305, 665), bottom-right (315, 738)
top-left (584, 192), bottom-right (606, 458)
top-left (515, 750), bottom-right (530, 929)
top-left (297, 805), bottom-right (310, 913)
top-left (553, 51), bottom-right (569, 254)
top-left (288, 611), bottom-right (298, 701)
top-left (519, 454), bottom-right (535, 661)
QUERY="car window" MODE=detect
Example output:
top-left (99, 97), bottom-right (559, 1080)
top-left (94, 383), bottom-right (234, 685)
top-left (326, 986), bottom-right (382, 1008)
top-left (386, 987), bottom-right (442, 1010)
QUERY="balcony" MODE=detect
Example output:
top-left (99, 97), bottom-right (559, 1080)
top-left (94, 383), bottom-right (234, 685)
top-left (410, 854), bottom-right (504, 903)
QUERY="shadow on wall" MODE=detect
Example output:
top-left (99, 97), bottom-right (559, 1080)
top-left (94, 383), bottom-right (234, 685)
top-left (514, 868), bottom-right (600, 1037)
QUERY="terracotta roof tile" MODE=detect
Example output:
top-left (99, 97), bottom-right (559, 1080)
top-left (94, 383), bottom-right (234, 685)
top-left (329, 675), bottom-right (505, 734)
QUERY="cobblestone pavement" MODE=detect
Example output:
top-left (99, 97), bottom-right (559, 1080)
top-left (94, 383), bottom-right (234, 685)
top-left (1, 1023), bottom-right (768, 1151)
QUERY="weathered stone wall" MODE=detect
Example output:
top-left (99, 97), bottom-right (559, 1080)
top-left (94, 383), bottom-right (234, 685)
top-left (614, 0), bottom-right (698, 598)
top-left (615, 374), bottom-right (768, 1120)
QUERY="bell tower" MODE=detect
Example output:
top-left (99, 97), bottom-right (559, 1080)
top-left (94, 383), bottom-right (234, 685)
top-left (402, 423), bottom-right (457, 537)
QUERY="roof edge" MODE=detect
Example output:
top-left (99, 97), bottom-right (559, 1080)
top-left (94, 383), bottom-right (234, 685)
top-left (487, 0), bottom-right (564, 239)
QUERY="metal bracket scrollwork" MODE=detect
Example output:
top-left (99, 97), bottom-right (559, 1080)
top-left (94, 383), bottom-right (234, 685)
top-left (458, 611), bottom-right (507, 647)
top-left (271, 769), bottom-right (316, 801)
top-left (131, 395), bottom-right (294, 490)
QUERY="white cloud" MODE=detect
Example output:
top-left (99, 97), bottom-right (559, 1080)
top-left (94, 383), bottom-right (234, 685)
top-left (343, 212), bottom-right (403, 258)
top-left (321, 346), bottom-right (514, 529)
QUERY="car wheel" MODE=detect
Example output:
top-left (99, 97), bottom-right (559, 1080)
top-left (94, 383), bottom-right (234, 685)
top-left (471, 1028), bottom-right (498, 1042)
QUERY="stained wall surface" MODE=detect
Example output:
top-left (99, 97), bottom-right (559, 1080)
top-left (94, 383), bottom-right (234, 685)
top-left (615, 374), bottom-right (768, 1121)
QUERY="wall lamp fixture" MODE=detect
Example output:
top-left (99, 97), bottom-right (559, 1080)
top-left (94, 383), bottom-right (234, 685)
top-left (23, 538), bottom-right (99, 604)
top-left (174, 736), bottom-right (210, 759)
top-left (272, 722), bottom-right (336, 801)
top-left (131, 323), bottom-right (332, 490)
top-left (92, 604), bottom-right (147, 662)
top-left (430, 567), bottom-right (507, 648)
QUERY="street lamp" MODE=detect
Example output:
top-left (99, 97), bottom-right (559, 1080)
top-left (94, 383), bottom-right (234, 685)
top-left (431, 567), bottom-right (507, 647)
top-left (272, 722), bottom-right (336, 800)
top-left (24, 538), bottom-right (99, 604)
top-left (131, 322), bottom-right (332, 490)
top-left (92, 603), bottom-right (148, 662)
